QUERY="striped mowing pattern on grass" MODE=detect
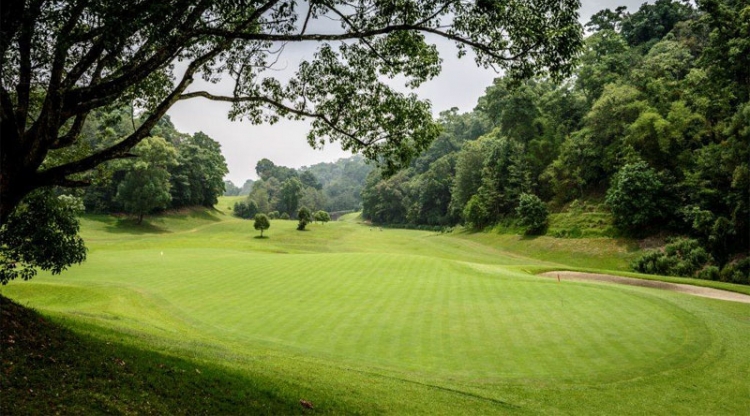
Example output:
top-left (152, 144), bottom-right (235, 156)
top-left (13, 245), bottom-right (705, 383)
top-left (3, 209), bottom-right (747, 414)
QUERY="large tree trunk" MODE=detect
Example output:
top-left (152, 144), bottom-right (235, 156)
top-left (0, 121), bottom-right (41, 224)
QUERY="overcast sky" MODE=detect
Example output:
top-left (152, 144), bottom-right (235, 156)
top-left (167, 1), bottom-right (648, 185)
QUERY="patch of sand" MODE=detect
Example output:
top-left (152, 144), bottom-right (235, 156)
top-left (540, 271), bottom-right (750, 304)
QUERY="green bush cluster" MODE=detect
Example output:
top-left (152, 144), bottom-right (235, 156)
top-left (633, 238), bottom-right (749, 285)
top-left (233, 200), bottom-right (258, 219)
top-left (632, 238), bottom-right (711, 277)
top-left (516, 193), bottom-right (548, 235)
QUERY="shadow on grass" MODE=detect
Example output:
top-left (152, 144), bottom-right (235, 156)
top-left (104, 218), bottom-right (170, 235)
top-left (253, 235), bottom-right (269, 239)
top-left (0, 296), bottom-right (302, 415)
top-left (157, 207), bottom-right (224, 223)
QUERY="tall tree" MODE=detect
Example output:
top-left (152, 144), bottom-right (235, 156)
top-left (279, 177), bottom-right (304, 217)
top-left (169, 131), bottom-right (228, 207)
top-left (114, 136), bottom-right (177, 223)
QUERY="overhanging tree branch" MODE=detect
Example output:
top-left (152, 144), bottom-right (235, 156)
top-left (178, 90), bottom-right (368, 147)
top-left (196, 25), bottom-right (522, 62)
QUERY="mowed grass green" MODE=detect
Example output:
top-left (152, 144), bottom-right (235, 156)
top-left (3, 203), bottom-right (749, 414)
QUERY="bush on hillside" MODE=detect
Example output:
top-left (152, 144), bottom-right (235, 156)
top-left (606, 160), bottom-right (666, 233)
top-left (314, 210), bottom-right (331, 224)
top-left (233, 200), bottom-right (258, 219)
top-left (516, 193), bottom-right (548, 235)
top-left (720, 258), bottom-right (750, 285)
top-left (632, 237), bottom-right (712, 278)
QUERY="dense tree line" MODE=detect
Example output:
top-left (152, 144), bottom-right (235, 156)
top-left (230, 156), bottom-right (372, 219)
top-left (362, 0), bottom-right (749, 283)
top-left (80, 108), bottom-right (228, 220)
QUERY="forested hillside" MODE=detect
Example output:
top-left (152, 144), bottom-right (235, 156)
top-left (230, 156), bottom-right (372, 219)
top-left (362, 0), bottom-right (749, 283)
top-left (76, 108), bottom-right (228, 221)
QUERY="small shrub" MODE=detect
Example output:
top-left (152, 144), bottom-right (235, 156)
top-left (696, 266), bottom-right (720, 281)
top-left (280, 212), bottom-right (290, 220)
top-left (516, 193), bottom-right (548, 235)
top-left (297, 206), bottom-right (311, 231)
top-left (314, 210), bottom-right (331, 224)
top-left (253, 213), bottom-right (270, 237)
top-left (268, 211), bottom-right (280, 219)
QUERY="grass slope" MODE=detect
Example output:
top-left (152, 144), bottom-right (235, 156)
top-left (2, 205), bottom-right (749, 414)
top-left (0, 296), bottom-right (298, 415)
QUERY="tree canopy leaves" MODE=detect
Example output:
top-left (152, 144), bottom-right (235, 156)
top-left (1, 0), bottom-right (584, 224)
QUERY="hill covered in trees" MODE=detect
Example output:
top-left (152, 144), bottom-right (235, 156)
top-left (361, 0), bottom-right (749, 283)
top-left (77, 108), bottom-right (228, 221)
top-left (229, 156), bottom-right (372, 219)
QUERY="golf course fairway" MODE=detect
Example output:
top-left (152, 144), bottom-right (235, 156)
top-left (3, 206), bottom-right (749, 414)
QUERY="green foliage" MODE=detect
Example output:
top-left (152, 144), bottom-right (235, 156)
top-left (114, 137), bottom-right (176, 224)
top-left (450, 139), bottom-right (487, 218)
top-left (297, 206), bottom-right (312, 231)
top-left (279, 178), bottom-right (304, 217)
top-left (632, 238), bottom-right (712, 277)
top-left (516, 193), bottom-right (549, 235)
top-left (268, 211), bottom-right (280, 220)
top-left (605, 161), bottom-right (666, 232)
top-left (233, 200), bottom-right (258, 220)
top-left (305, 156), bottom-right (372, 212)
top-left (361, 170), bottom-right (410, 224)
top-left (462, 194), bottom-right (490, 230)
top-left (474, 133), bottom-right (532, 220)
top-left (279, 212), bottom-right (290, 220)
top-left (620, 0), bottom-right (695, 47)
top-left (408, 155), bottom-right (456, 226)
top-left (80, 114), bottom-right (228, 214)
top-left (0, 191), bottom-right (86, 284)
top-left (575, 30), bottom-right (631, 103)
top-left (719, 258), bottom-right (750, 285)
top-left (253, 214), bottom-right (270, 238)
top-left (357, 0), bottom-right (749, 266)
top-left (169, 132), bottom-right (228, 208)
top-left (314, 211), bottom-right (331, 224)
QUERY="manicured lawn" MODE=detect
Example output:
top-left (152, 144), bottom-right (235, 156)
top-left (2, 209), bottom-right (749, 414)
